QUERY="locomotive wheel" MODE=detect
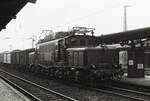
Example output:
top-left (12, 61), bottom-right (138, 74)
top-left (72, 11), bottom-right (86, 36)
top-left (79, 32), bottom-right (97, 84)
top-left (34, 66), bottom-right (42, 74)
top-left (112, 74), bottom-right (121, 80)
top-left (29, 65), bottom-right (34, 72)
top-left (55, 69), bottom-right (63, 79)
top-left (116, 74), bottom-right (122, 80)
top-left (88, 76), bottom-right (97, 87)
top-left (65, 70), bottom-right (72, 80)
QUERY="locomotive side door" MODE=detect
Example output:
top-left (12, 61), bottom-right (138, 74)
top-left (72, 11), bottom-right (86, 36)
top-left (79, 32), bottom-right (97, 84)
top-left (119, 50), bottom-right (128, 69)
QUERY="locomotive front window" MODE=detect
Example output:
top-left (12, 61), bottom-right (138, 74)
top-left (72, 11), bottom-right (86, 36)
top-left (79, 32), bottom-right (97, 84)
top-left (88, 39), bottom-right (93, 45)
top-left (71, 38), bottom-right (76, 47)
top-left (79, 52), bottom-right (84, 66)
top-left (80, 39), bottom-right (85, 46)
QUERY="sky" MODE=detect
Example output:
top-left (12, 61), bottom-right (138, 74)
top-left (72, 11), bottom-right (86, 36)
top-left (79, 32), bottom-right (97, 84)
top-left (0, 0), bottom-right (150, 51)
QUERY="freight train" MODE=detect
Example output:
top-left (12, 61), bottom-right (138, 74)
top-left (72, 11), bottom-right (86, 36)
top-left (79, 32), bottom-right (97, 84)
top-left (0, 27), bottom-right (124, 84)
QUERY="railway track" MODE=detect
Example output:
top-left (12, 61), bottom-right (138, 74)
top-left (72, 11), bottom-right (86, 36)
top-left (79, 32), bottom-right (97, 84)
top-left (102, 86), bottom-right (150, 101)
top-left (111, 80), bottom-right (150, 93)
top-left (0, 75), bottom-right (41, 101)
top-left (93, 86), bottom-right (150, 101)
top-left (60, 80), bottom-right (150, 101)
top-left (1, 66), bottom-right (149, 101)
top-left (51, 79), bottom-right (150, 101)
top-left (0, 69), bottom-right (78, 101)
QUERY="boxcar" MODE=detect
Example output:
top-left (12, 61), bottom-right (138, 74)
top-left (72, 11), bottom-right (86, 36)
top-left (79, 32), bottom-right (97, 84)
top-left (11, 48), bottom-right (35, 66)
top-left (3, 51), bottom-right (11, 64)
top-left (0, 53), bottom-right (4, 63)
top-left (11, 50), bottom-right (21, 65)
top-left (19, 48), bottom-right (35, 66)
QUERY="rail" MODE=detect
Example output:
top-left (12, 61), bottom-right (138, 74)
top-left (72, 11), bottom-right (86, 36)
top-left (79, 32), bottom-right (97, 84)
top-left (0, 69), bottom-right (78, 101)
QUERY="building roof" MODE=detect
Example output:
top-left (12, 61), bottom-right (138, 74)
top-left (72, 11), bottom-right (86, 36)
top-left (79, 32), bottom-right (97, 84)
top-left (0, 0), bottom-right (36, 31)
top-left (97, 27), bottom-right (150, 44)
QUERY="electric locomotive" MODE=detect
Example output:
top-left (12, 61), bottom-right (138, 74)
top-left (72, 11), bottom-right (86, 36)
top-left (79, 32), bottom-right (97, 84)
top-left (28, 27), bottom-right (124, 83)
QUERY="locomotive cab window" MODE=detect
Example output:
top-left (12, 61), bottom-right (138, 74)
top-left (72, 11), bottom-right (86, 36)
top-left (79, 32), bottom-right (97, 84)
top-left (71, 38), bottom-right (76, 46)
top-left (78, 52), bottom-right (84, 66)
top-left (74, 52), bottom-right (78, 66)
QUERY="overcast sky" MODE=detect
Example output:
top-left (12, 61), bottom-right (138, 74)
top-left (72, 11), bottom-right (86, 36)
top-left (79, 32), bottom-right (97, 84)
top-left (0, 0), bottom-right (150, 51)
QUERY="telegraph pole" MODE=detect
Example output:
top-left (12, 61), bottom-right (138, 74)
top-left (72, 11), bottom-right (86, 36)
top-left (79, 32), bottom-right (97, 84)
top-left (28, 35), bottom-right (36, 48)
top-left (124, 5), bottom-right (130, 31)
top-left (31, 38), bottom-right (35, 48)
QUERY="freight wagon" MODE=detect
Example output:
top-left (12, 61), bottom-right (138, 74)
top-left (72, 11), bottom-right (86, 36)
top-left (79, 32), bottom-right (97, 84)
top-left (0, 51), bottom-right (12, 64)
top-left (11, 48), bottom-right (35, 66)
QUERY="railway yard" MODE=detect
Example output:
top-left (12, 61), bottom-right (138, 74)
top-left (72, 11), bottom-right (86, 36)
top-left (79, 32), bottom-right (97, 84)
top-left (1, 1), bottom-right (150, 101)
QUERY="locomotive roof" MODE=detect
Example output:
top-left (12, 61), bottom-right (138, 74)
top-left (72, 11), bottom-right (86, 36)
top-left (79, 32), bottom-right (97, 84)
top-left (37, 36), bottom-right (67, 46)
top-left (38, 35), bottom-right (71, 44)
top-left (38, 34), bottom-right (96, 44)
top-left (11, 50), bottom-right (21, 53)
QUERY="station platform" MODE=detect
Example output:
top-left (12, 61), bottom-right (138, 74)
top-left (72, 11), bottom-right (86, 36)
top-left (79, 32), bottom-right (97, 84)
top-left (0, 78), bottom-right (31, 101)
top-left (120, 73), bottom-right (150, 87)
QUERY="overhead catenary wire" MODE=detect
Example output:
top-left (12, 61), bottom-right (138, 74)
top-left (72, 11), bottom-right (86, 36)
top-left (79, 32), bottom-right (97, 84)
top-left (51, 2), bottom-right (124, 30)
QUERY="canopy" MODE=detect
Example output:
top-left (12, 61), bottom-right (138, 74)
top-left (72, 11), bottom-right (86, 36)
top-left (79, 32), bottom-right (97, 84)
top-left (97, 27), bottom-right (150, 44)
top-left (0, 0), bottom-right (36, 31)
